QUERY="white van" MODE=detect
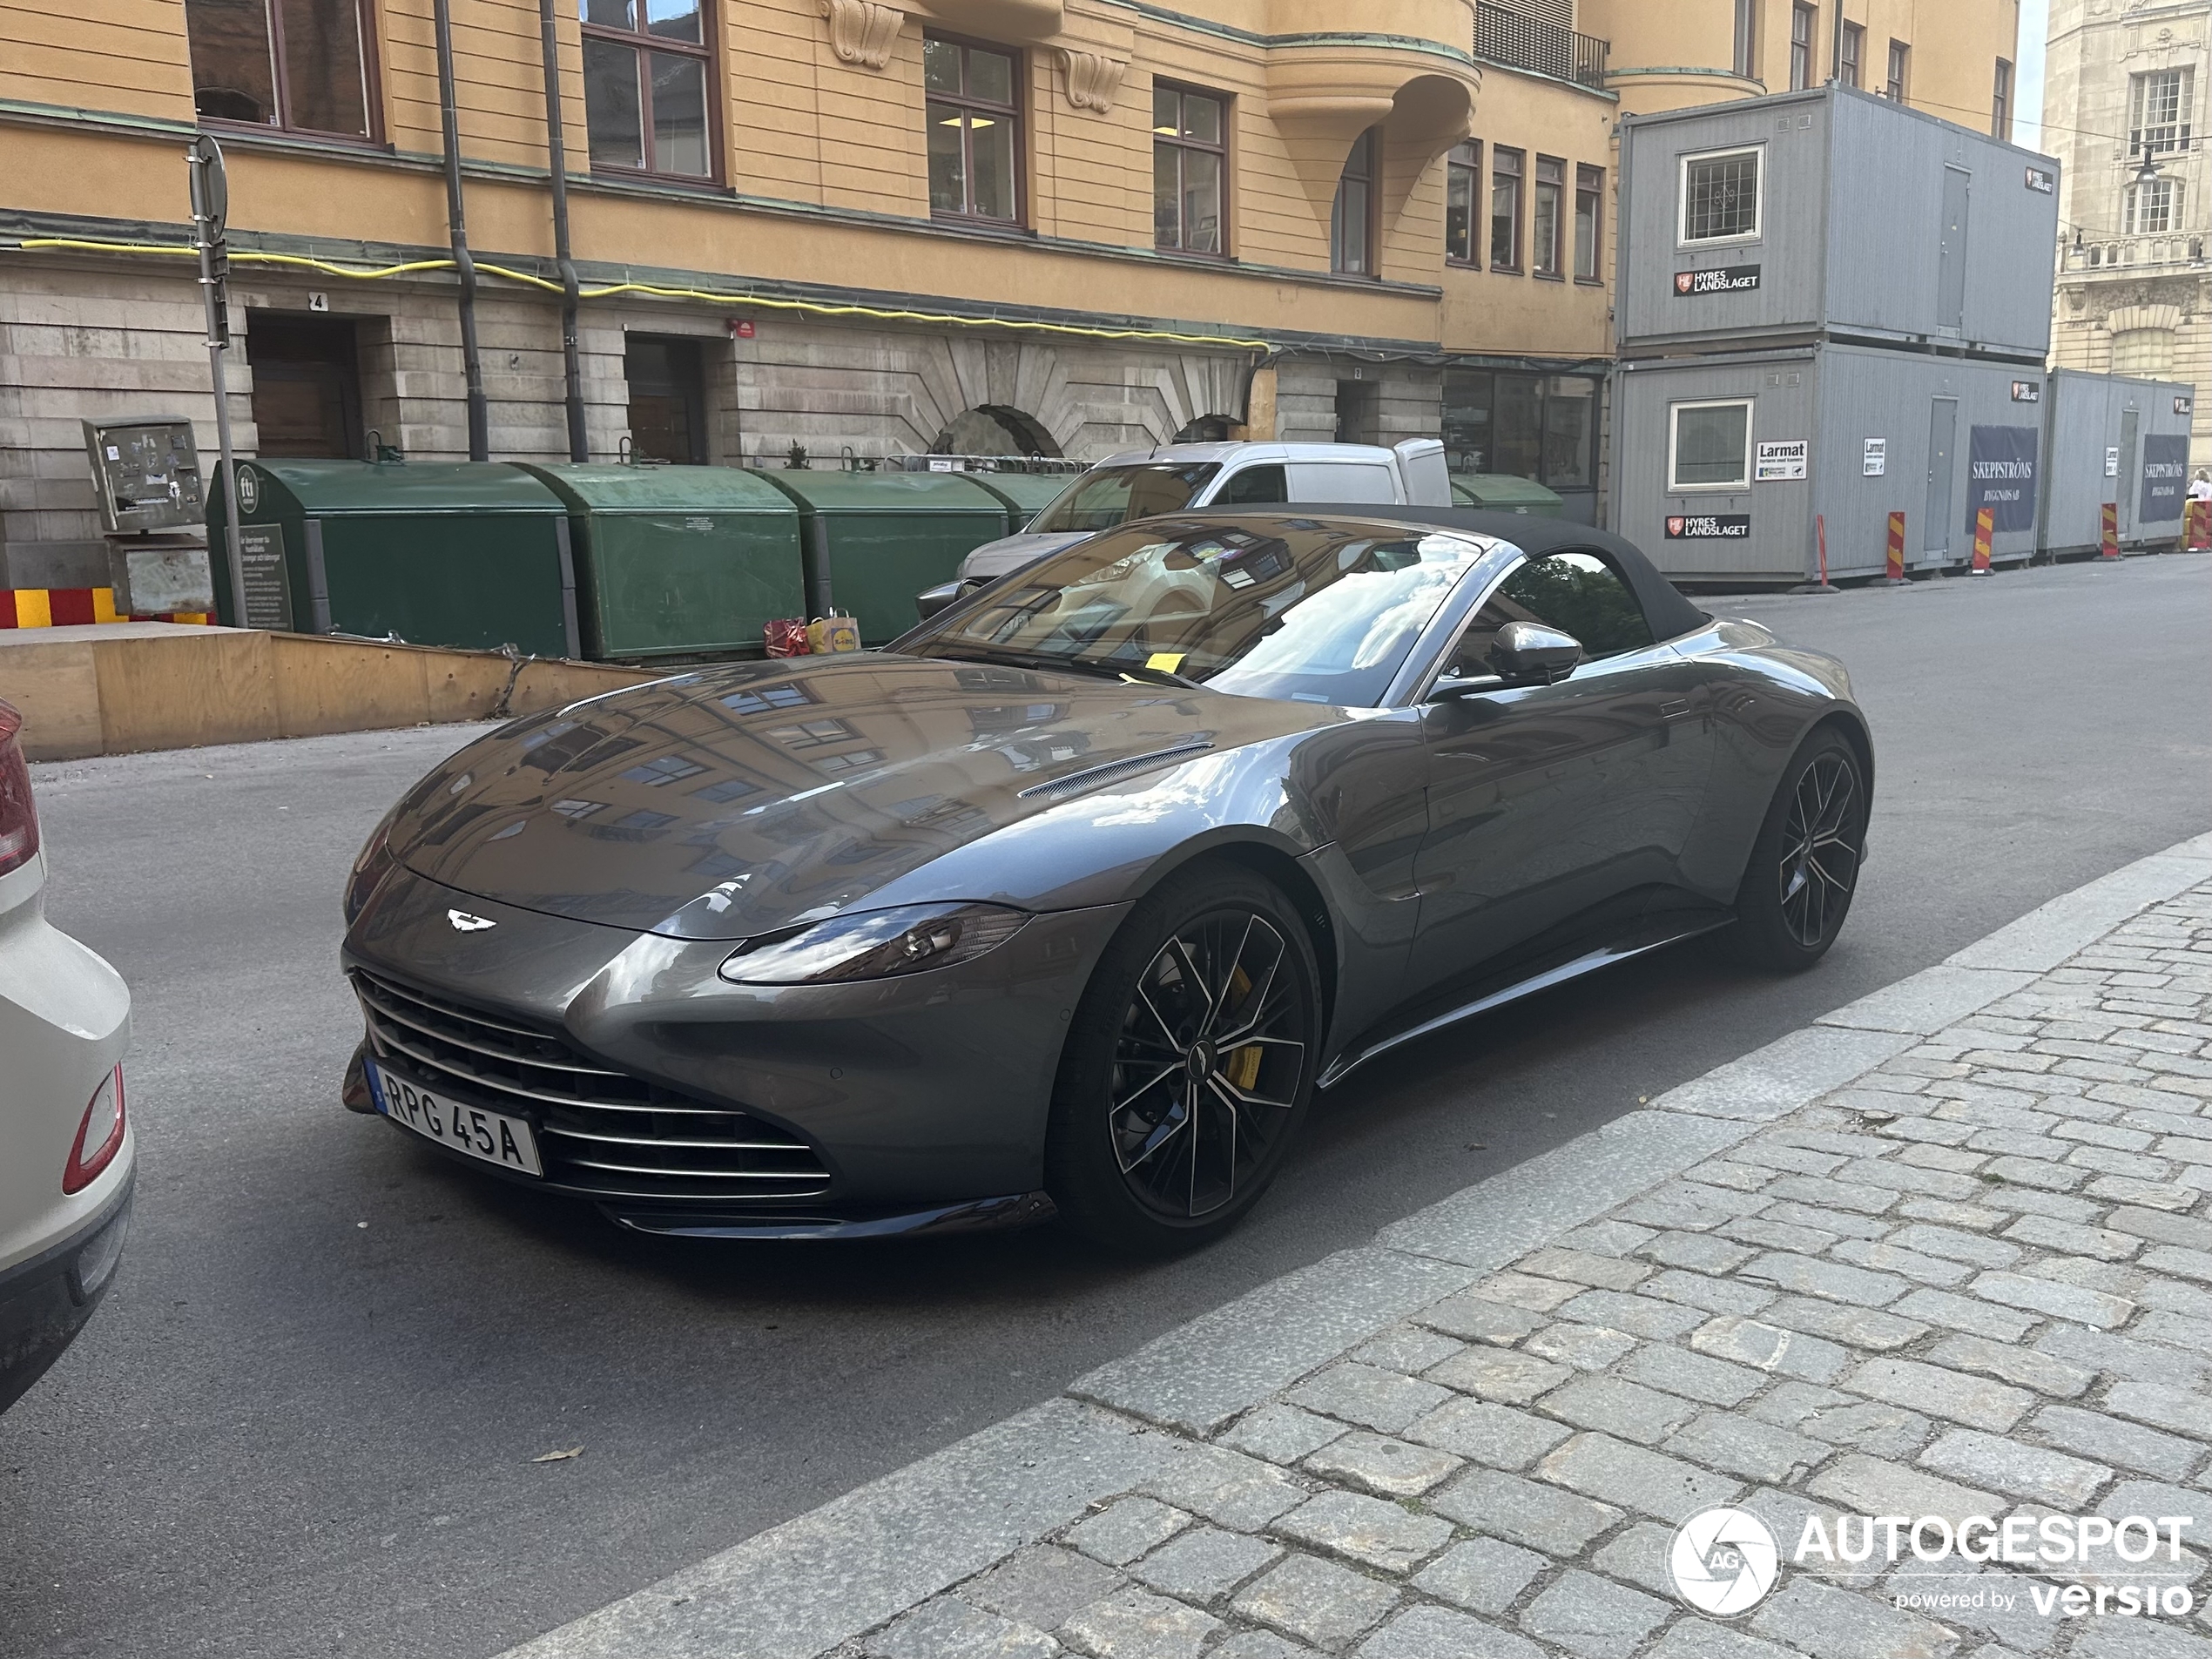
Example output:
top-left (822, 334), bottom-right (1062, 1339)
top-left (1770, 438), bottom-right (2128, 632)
top-left (914, 438), bottom-right (1452, 619)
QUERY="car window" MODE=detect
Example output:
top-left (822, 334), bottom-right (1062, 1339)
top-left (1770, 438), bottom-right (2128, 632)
top-left (1217, 464), bottom-right (1288, 505)
top-left (1027, 463), bottom-right (1222, 533)
top-left (908, 517), bottom-right (1489, 706)
top-left (1443, 550), bottom-right (1656, 678)
top-left (1286, 462), bottom-right (1399, 504)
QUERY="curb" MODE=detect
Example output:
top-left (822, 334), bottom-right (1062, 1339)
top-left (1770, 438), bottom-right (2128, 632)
top-left (498, 828), bottom-right (2212, 1659)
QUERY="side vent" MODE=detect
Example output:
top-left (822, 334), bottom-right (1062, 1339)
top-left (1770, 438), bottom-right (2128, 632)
top-left (1018, 739), bottom-right (1215, 799)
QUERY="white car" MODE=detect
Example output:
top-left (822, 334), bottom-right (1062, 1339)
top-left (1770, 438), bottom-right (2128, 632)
top-left (0, 698), bottom-right (132, 1414)
top-left (914, 439), bottom-right (1453, 619)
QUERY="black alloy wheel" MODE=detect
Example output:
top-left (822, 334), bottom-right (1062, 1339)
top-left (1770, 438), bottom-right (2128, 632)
top-left (1732, 728), bottom-right (1869, 970)
top-left (1048, 865), bottom-right (1320, 1253)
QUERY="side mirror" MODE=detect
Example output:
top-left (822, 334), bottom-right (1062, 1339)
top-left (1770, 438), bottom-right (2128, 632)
top-left (1494, 619), bottom-right (1582, 684)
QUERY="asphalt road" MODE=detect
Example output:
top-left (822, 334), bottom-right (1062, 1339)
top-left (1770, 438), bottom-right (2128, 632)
top-left (4, 555), bottom-right (2208, 1659)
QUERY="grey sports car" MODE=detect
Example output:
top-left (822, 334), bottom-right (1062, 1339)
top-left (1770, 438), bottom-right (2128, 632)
top-left (340, 509), bottom-right (1871, 1253)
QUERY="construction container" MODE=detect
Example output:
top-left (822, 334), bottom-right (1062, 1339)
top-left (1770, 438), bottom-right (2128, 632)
top-left (1449, 475), bottom-right (1565, 516)
top-left (1611, 342), bottom-right (2053, 585)
top-left (2038, 369), bottom-right (2195, 558)
top-left (208, 459), bottom-right (578, 655)
top-left (963, 471), bottom-right (1073, 532)
top-left (750, 470), bottom-right (1010, 646)
top-left (519, 464), bottom-right (805, 661)
top-left (1617, 84), bottom-right (2060, 361)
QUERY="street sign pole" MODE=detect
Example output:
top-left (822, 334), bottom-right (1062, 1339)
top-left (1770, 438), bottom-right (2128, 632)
top-left (187, 134), bottom-right (249, 630)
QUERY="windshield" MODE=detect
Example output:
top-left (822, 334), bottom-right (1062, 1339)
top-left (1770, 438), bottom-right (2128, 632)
top-left (1027, 463), bottom-right (1222, 534)
top-left (906, 516), bottom-right (1493, 707)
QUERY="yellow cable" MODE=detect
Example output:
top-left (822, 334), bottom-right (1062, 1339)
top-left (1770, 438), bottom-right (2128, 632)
top-left (17, 237), bottom-right (1272, 350)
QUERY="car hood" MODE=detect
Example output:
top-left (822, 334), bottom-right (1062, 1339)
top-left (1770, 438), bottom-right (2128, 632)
top-left (393, 654), bottom-right (1339, 940)
top-left (956, 531), bottom-right (1089, 582)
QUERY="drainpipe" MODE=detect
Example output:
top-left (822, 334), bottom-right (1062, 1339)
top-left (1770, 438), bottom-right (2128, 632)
top-left (434, 0), bottom-right (489, 460)
top-left (538, 0), bottom-right (590, 462)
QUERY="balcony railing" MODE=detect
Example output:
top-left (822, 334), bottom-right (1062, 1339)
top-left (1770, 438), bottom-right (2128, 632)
top-left (2067, 233), bottom-right (2209, 273)
top-left (1474, 3), bottom-right (1609, 91)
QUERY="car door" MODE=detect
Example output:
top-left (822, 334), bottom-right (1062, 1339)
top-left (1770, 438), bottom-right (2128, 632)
top-left (1286, 461), bottom-right (1401, 505)
top-left (1406, 549), bottom-right (1713, 997)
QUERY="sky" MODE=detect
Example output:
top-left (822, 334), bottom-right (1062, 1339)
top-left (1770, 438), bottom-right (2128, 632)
top-left (2017, 0), bottom-right (2049, 150)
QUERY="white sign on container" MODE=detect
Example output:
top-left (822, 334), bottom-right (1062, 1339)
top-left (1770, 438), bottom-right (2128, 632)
top-left (1862, 438), bottom-right (1886, 477)
top-left (2107, 447), bottom-right (2121, 477)
top-left (1755, 440), bottom-right (1808, 481)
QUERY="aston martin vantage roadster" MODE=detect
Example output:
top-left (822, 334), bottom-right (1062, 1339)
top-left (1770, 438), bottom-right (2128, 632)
top-left (340, 509), bottom-right (1871, 1253)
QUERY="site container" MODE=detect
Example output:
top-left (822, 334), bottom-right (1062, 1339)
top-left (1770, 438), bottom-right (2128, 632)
top-left (1449, 475), bottom-right (1565, 516)
top-left (963, 471), bottom-right (1071, 532)
top-left (2038, 369), bottom-right (2195, 558)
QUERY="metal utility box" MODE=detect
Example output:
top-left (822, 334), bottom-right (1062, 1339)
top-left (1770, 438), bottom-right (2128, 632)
top-left (81, 416), bottom-right (206, 533)
top-left (2038, 369), bottom-right (2195, 558)
top-left (207, 458), bottom-right (579, 656)
top-left (963, 471), bottom-right (1071, 532)
top-left (1450, 474), bottom-right (1565, 516)
top-left (1612, 343), bottom-right (2052, 585)
top-left (750, 470), bottom-right (1010, 646)
top-left (519, 465), bottom-right (806, 661)
top-left (1617, 85), bottom-right (2060, 361)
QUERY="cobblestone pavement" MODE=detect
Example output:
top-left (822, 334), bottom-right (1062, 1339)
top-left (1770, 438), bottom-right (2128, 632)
top-left (507, 841), bottom-right (2212, 1659)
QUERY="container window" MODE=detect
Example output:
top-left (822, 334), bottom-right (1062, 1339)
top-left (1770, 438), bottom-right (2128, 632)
top-left (1679, 146), bottom-right (1761, 245)
top-left (1669, 400), bottom-right (1754, 491)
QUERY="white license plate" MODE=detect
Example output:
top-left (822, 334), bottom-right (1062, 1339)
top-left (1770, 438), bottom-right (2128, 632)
top-left (368, 1061), bottom-right (543, 1177)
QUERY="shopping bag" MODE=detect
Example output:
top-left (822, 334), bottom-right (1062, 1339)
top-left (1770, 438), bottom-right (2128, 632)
top-left (764, 617), bottom-right (811, 658)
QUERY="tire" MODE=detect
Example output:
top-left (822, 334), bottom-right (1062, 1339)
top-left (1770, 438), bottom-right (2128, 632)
top-left (1730, 726), bottom-right (1869, 972)
top-left (1045, 863), bottom-right (1322, 1255)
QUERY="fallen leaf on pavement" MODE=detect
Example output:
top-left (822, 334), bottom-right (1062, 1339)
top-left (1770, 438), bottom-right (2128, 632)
top-left (531, 1447), bottom-right (584, 1463)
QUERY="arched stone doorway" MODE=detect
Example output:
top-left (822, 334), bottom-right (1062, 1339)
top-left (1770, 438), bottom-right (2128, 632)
top-left (928, 403), bottom-right (1063, 456)
top-left (1171, 414), bottom-right (1238, 443)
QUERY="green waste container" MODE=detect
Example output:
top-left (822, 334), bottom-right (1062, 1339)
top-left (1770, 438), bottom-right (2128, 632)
top-left (750, 470), bottom-right (1011, 647)
top-left (1448, 474), bottom-right (1565, 516)
top-left (962, 471), bottom-right (1074, 532)
top-left (208, 457), bottom-right (578, 656)
top-left (518, 465), bottom-right (805, 661)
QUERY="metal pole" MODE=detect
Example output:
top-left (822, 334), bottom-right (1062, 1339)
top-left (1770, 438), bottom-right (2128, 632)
top-left (1830, 0), bottom-right (1844, 83)
top-left (539, 0), bottom-right (589, 462)
top-left (435, 0), bottom-right (489, 461)
top-left (188, 143), bottom-right (249, 629)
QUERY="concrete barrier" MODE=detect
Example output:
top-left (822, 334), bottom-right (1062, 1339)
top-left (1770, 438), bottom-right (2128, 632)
top-left (0, 624), bottom-right (662, 761)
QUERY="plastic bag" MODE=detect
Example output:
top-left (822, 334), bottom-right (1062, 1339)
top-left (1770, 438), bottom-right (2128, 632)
top-left (764, 617), bottom-right (810, 658)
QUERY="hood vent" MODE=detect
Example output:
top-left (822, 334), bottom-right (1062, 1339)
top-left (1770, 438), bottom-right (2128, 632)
top-left (1018, 738), bottom-right (1215, 800)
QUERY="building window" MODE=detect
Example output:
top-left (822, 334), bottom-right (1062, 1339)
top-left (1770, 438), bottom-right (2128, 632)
top-left (2113, 327), bottom-right (2179, 375)
top-left (2130, 68), bottom-right (2195, 156)
top-left (2126, 176), bottom-right (2180, 234)
top-left (1885, 39), bottom-right (1909, 103)
top-left (185, 0), bottom-right (374, 137)
top-left (926, 36), bottom-right (1021, 223)
top-left (1790, 3), bottom-right (1816, 91)
top-left (1331, 127), bottom-right (1378, 275)
top-left (580, 0), bottom-right (711, 178)
top-left (1680, 145), bottom-right (1761, 245)
top-left (1733, 0), bottom-right (1757, 78)
top-left (1838, 23), bottom-right (1863, 88)
top-left (1669, 400), bottom-right (1754, 491)
top-left (1533, 156), bottom-right (1565, 276)
top-left (1442, 370), bottom-right (1599, 495)
top-left (1447, 141), bottom-right (1480, 266)
top-left (1491, 145), bottom-right (1524, 271)
top-left (1993, 58), bottom-right (2013, 140)
top-left (1574, 163), bottom-right (1603, 281)
top-left (1154, 84), bottom-right (1226, 254)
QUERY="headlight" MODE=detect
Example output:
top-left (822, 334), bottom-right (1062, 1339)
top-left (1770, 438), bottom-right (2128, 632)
top-left (719, 902), bottom-right (1027, 985)
top-left (344, 811), bottom-right (401, 924)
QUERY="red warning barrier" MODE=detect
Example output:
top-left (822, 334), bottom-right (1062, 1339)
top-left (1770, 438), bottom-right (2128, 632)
top-left (2101, 502), bottom-right (2121, 561)
top-left (1885, 511), bottom-right (1906, 583)
top-left (2187, 497), bottom-right (2209, 550)
top-left (1969, 506), bottom-right (1993, 577)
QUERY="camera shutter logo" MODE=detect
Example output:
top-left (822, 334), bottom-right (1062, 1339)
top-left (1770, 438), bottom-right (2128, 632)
top-left (1670, 1507), bottom-right (1780, 1615)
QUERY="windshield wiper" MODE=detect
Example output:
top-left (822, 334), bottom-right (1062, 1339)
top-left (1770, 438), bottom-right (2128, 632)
top-left (1115, 661), bottom-right (1206, 691)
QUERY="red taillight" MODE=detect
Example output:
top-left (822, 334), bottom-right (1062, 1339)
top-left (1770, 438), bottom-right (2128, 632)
top-left (0, 699), bottom-right (37, 880)
top-left (64, 1066), bottom-right (126, 1195)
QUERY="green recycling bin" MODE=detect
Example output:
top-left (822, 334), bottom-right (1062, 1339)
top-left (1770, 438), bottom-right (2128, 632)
top-left (518, 465), bottom-right (805, 661)
top-left (963, 471), bottom-right (1074, 532)
top-left (1448, 474), bottom-right (1565, 516)
top-left (208, 457), bottom-right (578, 656)
top-left (750, 469), bottom-right (1011, 647)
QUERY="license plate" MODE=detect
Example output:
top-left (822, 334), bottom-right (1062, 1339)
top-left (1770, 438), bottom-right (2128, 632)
top-left (367, 1060), bottom-right (543, 1177)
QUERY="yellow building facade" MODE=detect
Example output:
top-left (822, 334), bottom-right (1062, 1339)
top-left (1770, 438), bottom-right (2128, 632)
top-left (1, 0), bottom-right (2015, 579)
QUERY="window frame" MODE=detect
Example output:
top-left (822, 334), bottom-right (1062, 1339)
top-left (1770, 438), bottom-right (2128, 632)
top-left (1446, 139), bottom-right (1481, 267)
top-left (1152, 78), bottom-right (1230, 257)
top-left (2125, 175), bottom-right (2181, 235)
top-left (1993, 57), bottom-right (2013, 140)
top-left (1331, 125), bottom-right (1380, 276)
top-left (187, 0), bottom-right (383, 145)
top-left (1532, 154), bottom-right (1566, 279)
top-left (1838, 22), bottom-right (1864, 89)
top-left (578, 0), bottom-right (718, 182)
top-left (1677, 144), bottom-right (1764, 248)
top-left (924, 31), bottom-right (1026, 227)
top-left (1790, 3), bottom-right (1817, 91)
top-left (1732, 0), bottom-right (1757, 79)
top-left (2129, 67), bottom-right (2195, 156)
top-left (1667, 397), bottom-right (1756, 494)
top-left (1574, 163), bottom-right (1604, 283)
top-left (1490, 144), bottom-right (1525, 273)
top-left (1885, 38), bottom-right (1910, 104)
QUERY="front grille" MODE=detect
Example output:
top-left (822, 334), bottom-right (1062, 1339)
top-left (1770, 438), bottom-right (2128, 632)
top-left (351, 968), bottom-right (832, 1201)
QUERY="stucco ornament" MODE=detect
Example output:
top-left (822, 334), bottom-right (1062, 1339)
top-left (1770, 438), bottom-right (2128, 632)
top-left (821, 0), bottom-right (902, 70)
top-left (1058, 48), bottom-right (1127, 113)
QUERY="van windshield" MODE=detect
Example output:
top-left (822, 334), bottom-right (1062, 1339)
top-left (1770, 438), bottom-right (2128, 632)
top-left (1027, 463), bottom-right (1221, 534)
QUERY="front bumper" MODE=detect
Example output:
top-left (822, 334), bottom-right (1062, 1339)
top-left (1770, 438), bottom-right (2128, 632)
top-left (0, 1173), bottom-right (132, 1414)
top-left (341, 867), bottom-right (1130, 1224)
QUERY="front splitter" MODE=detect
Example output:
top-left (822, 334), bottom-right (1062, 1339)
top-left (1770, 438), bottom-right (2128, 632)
top-left (600, 1190), bottom-right (1059, 1241)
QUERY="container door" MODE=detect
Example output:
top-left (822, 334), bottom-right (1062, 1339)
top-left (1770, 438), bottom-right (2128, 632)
top-left (1924, 398), bottom-right (1959, 559)
top-left (1938, 167), bottom-right (1972, 336)
top-left (2119, 408), bottom-right (2141, 536)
